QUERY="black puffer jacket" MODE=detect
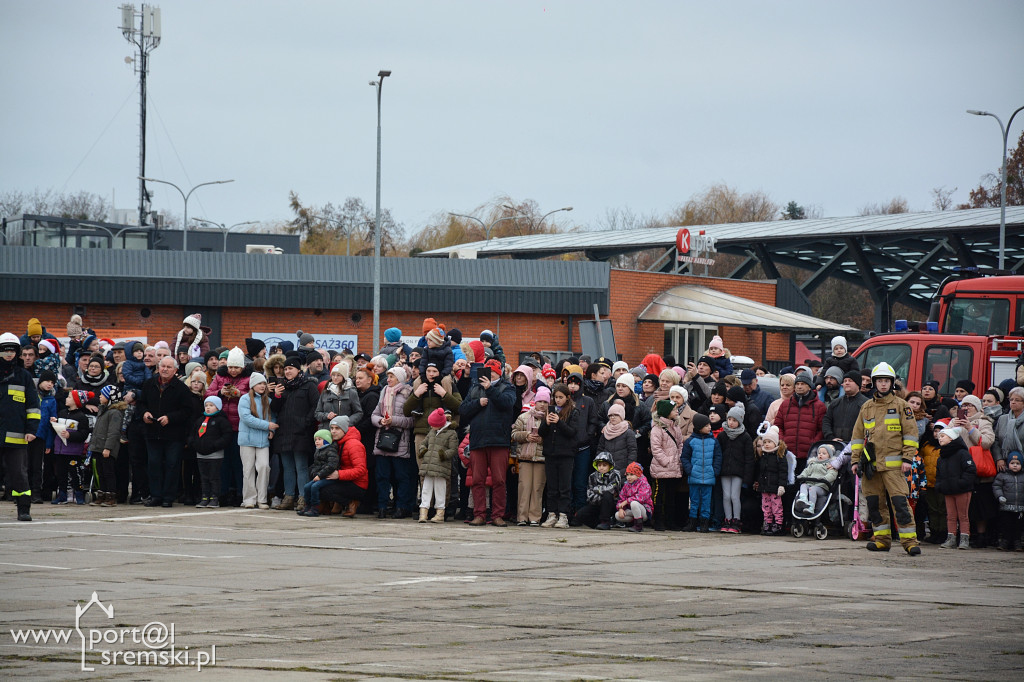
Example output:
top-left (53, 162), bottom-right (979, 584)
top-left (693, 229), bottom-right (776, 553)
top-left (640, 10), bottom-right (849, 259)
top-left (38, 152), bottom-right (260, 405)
top-left (935, 436), bottom-right (977, 495)
top-left (459, 377), bottom-right (516, 450)
top-left (718, 429), bottom-right (756, 486)
top-left (270, 375), bottom-right (320, 456)
top-left (757, 451), bottom-right (788, 492)
top-left (355, 385), bottom-right (381, 460)
top-left (538, 407), bottom-right (579, 459)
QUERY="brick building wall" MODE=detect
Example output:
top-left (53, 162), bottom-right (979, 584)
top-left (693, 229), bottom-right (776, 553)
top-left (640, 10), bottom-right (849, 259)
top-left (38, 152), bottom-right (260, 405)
top-left (2, 270), bottom-right (794, 366)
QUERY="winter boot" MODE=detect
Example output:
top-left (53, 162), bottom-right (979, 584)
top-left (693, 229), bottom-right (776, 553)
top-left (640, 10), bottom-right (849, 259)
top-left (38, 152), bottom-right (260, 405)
top-left (303, 508), bottom-right (320, 517)
top-left (90, 491), bottom-right (105, 506)
top-left (418, 507), bottom-right (429, 523)
top-left (698, 518), bottom-right (710, 533)
top-left (342, 500), bottom-right (360, 518)
top-left (866, 537), bottom-right (891, 551)
top-left (431, 509), bottom-right (446, 523)
top-left (940, 533), bottom-right (958, 549)
top-left (52, 489), bottom-right (67, 505)
top-left (905, 544), bottom-right (922, 556)
top-left (683, 517), bottom-right (699, 532)
top-left (628, 518), bottom-right (644, 533)
top-left (102, 492), bottom-right (117, 507)
top-left (294, 496), bottom-right (307, 514)
top-left (541, 513), bottom-right (559, 528)
top-left (274, 495), bottom-right (295, 511)
top-left (553, 513), bottom-right (569, 529)
top-left (73, 490), bottom-right (85, 505)
top-left (958, 533), bottom-right (970, 550)
top-left (17, 501), bottom-right (31, 522)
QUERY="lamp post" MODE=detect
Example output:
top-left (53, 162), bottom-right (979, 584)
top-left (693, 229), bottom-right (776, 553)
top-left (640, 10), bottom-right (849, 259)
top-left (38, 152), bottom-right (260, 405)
top-left (369, 69), bottom-right (391, 354)
top-left (447, 213), bottom-right (521, 241)
top-left (501, 205), bottom-right (573, 236)
top-left (967, 105), bottom-right (1024, 270)
top-left (192, 218), bottom-right (258, 252)
top-left (139, 176), bottom-right (234, 251)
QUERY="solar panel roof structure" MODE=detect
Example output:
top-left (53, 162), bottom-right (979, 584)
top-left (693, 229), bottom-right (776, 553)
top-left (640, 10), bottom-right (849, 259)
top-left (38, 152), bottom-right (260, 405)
top-left (419, 206), bottom-right (1024, 329)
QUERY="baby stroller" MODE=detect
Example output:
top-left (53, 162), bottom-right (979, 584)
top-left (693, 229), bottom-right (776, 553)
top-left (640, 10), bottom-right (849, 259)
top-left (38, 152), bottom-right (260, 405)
top-left (790, 440), bottom-right (852, 540)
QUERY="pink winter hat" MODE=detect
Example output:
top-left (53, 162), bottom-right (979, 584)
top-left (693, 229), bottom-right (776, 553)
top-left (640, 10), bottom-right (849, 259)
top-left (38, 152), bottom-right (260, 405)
top-left (709, 335), bottom-right (724, 351)
top-left (534, 386), bottom-right (551, 403)
top-left (427, 408), bottom-right (447, 429)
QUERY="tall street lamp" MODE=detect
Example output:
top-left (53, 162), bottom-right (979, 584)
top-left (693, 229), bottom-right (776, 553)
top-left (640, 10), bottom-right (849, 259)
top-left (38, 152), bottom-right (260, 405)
top-left (369, 69), bottom-right (391, 353)
top-left (447, 213), bottom-right (522, 241)
top-left (501, 205), bottom-right (573, 236)
top-left (967, 105), bottom-right (1024, 270)
top-left (192, 217), bottom-right (258, 252)
top-left (139, 176), bottom-right (234, 251)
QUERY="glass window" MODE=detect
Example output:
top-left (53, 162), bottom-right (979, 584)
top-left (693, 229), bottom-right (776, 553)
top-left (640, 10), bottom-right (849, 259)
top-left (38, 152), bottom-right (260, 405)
top-left (663, 327), bottom-right (674, 358)
top-left (944, 298), bottom-right (1009, 336)
top-left (860, 343), bottom-right (911, 384)
top-left (923, 346), bottom-right (974, 396)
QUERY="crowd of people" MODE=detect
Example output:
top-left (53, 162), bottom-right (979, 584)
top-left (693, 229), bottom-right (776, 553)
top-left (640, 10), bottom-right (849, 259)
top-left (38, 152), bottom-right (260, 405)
top-left (0, 313), bottom-right (1021, 554)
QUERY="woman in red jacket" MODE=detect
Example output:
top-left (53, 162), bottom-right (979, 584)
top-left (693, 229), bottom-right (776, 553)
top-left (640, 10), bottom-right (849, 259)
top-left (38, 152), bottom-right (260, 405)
top-left (319, 415), bottom-right (368, 516)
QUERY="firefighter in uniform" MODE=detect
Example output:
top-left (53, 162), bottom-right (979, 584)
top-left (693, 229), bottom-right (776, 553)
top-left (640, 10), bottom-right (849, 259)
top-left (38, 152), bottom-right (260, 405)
top-left (0, 332), bottom-right (40, 522)
top-left (850, 362), bottom-right (920, 554)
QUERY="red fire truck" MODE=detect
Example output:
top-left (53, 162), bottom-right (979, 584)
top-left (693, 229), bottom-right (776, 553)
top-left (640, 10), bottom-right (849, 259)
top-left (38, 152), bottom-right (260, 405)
top-left (852, 271), bottom-right (1024, 395)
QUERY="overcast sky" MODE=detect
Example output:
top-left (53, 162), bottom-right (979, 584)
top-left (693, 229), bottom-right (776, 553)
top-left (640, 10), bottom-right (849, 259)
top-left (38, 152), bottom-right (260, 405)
top-left (2, 1), bottom-right (1023, 238)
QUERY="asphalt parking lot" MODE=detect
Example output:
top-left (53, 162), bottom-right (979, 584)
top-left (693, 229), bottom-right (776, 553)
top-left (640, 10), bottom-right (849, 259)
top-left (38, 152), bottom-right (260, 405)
top-left (1, 503), bottom-right (1022, 681)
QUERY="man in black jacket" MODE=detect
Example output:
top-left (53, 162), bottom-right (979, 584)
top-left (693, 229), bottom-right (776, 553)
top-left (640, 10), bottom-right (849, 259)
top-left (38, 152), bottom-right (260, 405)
top-left (823, 370), bottom-right (869, 443)
top-left (459, 359), bottom-right (516, 526)
top-left (138, 357), bottom-right (194, 507)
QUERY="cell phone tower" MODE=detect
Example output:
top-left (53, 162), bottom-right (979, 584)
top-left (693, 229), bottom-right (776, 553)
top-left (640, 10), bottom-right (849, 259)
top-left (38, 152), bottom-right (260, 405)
top-left (119, 4), bottom-right (161, 228)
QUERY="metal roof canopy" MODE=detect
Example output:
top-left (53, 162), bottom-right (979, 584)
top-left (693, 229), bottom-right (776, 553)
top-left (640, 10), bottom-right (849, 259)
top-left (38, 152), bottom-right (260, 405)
top-left (639, 285), bottom-right (856, 333)
top-left (0, 247), bottom-right (610, 315)
top-left (418, 207), bottom-right (1024, 331)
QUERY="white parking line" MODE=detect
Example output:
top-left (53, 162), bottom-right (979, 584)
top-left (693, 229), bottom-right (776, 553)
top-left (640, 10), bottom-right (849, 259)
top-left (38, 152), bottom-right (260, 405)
top-left (60, 547), bottom-right (241, 559)
top-left (0, 561), bottom-right (79, 570)
top-left (380, 575), bottom-right (478, 586)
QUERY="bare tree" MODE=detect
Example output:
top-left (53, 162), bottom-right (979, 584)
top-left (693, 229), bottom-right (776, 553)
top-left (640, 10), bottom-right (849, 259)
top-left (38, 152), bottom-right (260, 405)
top-left (931, 186), bottom-right (957, 211)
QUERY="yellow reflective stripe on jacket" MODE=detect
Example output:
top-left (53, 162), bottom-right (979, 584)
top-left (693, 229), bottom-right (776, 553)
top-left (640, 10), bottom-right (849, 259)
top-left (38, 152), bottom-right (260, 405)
top-left (885, 455), bottom-right (903, 467)
top-left (863, 419), bottom-right (876, 429)
top-left (903, 439), bottom-right (918, 448)
top-left (11, 489), bottom-right (31, 497)
top-left (5, 433), bottom-right (27, 445)
top-left (26, 408), bottom-right (41, 420)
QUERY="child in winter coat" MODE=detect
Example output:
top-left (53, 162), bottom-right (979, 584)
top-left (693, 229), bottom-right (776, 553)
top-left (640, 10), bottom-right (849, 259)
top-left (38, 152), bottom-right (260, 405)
top-left (417, 408), bottom-right (457, 523)
top-left (795, 443), bottom-right (842, 515)
top-left (680, 413), bottom-right (722, 532)
top-left (50, 390), bottom-right (93, 505)
top-left (598, 403), bottom-right (637, 473)
top-left (120, 341), bottom-right (150, 434)
top-left (188, 396), bottom-right (233, 509)
top-left (820, 336), bottom-right (859, 377)
top-left (512, 387), bottom-right (548, 526)
top-left (298, 429), bottom-right (340, 517)
top-left (478, 330), bottom-right (506, 366)
top-left (935, 425), bottom-right (977, 549)
top-left (575, 451), bottom-right (622, 529)
top-left (614, 461), bottom-right (654, 532)
top-left (34, 339), bottom-right (62, 380)
top-left (419, 327), bottom-right (455, 380)
top-left (717, 405), bottom-right (755, 533)
top-left (650, 399), bottom-right (685, 531)
top-left (88, 384), bottom-right (128, 507)
top-left (35, 370), bottom-right (59, 453)
top-left (754, 425), bottom-right (792, 536)
top-left (993, 451), bottom-right (1024, 551)
top-left (704, 336), bottom-right (734, 378)
top-left (539, 383), bottom-right (579, 529)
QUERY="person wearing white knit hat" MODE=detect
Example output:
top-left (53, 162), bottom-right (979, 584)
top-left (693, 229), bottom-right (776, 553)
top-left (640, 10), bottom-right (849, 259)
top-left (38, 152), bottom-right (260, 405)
top-left (611, 361), bottom-right (630, 381)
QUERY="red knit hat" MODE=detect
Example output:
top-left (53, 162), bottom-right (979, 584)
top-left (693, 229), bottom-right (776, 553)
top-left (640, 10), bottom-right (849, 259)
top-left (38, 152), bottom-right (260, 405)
top-left (484, 359), bottom-right (503, 378)
top-left (541, 363), bottom-right (556, 380)
top-left (71, 390), bottom-right (94, 408)
top-left (626, 462), bottom-right (643, 478)
top-left (427, 407), bottom-right (447, 429)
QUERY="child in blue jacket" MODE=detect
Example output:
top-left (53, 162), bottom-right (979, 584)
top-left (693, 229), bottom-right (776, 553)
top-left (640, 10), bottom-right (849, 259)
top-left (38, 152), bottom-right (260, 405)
top-left (680, 412), bottom-right (722, 533)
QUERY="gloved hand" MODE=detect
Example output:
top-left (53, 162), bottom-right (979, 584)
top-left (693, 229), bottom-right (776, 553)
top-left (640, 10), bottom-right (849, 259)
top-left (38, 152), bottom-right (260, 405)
top-left (999, 496), bottom-right (1007, 504)
top-left (777, 486), bottom-right (785, 496)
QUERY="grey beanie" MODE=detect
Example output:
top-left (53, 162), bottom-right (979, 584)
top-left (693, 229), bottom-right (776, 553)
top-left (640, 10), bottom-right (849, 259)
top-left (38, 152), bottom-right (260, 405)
top-left (794, 372), bottom-right (815, 388)
top-left (727, 404), bottom-right (746, 423)
top-left (329, 415), bottom-right (350, 434)
top-left (824, 366), bottom-right (844, 383)
top-left (296, 330), bottom-right (315, 346)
